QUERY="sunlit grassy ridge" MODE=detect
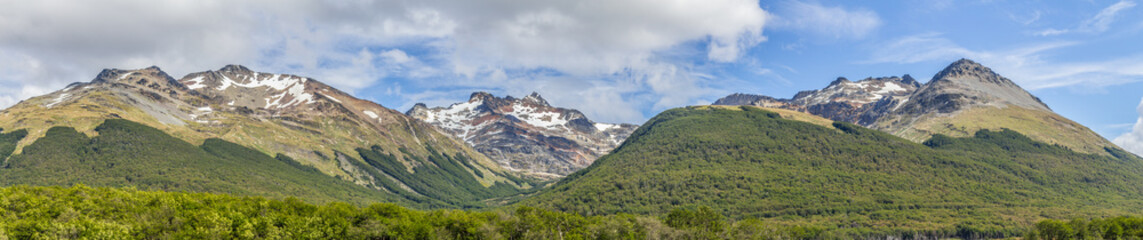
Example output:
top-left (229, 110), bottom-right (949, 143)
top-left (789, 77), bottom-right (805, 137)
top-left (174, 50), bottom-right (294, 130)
top-left (522, 106), bottom-right (1143, 238)
top-left (874, 105), bottom-right (1116, 155)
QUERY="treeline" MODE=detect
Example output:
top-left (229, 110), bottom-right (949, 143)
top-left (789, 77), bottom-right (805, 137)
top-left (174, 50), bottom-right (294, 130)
top-left (1, 185), bottom-right (831, 240)
top-left (1027, 216), bottom-right (1143, 240)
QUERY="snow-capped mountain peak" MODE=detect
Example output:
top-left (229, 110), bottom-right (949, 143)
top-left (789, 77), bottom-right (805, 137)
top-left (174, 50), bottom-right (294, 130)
top-left (791, 76), bottom-right (920, 107)
top-left (407, 92), bottom-right (638, 176)
top-left (180, 65), bottom-right (322, 110)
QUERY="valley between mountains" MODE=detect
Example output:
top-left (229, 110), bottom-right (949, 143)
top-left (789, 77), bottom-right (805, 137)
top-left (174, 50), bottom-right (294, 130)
top-left (3, 59), bottom-right (1143, 238)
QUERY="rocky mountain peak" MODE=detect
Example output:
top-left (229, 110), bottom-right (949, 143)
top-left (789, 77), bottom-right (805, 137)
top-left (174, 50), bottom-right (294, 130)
top-left (829, 77), bottom-right (851, 86)
top-left (90, 66), bottom-right (184, 94)
top-left (901, 74), bottom-right (919, 87)
top-left (932, 58), bottom-right (1013, 85)
top-left (177, 65), bottom-right (330, 111)
top-left (410, 103), bottom-right (428, 111)
top-left (916, 58), bottom-right (1049, 111)
top-left (790, 74), bottom-right (918, 108)
top-left (405, 103), bottom-right (431, 118)
top-left (409, 91), bottom-right (639, 176)
top-left (219, 64), bottom-right (254, 74)
top-left (469, 91), bottom-right (495, 102)
top-left (523, 92), bottom-right (550, 106)
top-left (718, 58), bottom-right (1111, 156)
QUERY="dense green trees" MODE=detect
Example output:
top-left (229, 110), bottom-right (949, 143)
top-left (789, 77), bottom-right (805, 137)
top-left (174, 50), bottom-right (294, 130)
top-left (523, 106), bottom-right (1143, 238)
top-left (1027, 216), bottom-right (1143, 240)
top-left (0, 119), bottom-right (534, 209)
top-left (0, 128), bottom-right (26, 160)
top-left (0, 185), bottom-right (815, 239)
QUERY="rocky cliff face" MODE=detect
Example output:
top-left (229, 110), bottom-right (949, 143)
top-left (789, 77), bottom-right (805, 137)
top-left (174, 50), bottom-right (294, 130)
top-left (407, 92), bottom-right (638, 177)
top-left (714, 59), bottom-right (1117, 155)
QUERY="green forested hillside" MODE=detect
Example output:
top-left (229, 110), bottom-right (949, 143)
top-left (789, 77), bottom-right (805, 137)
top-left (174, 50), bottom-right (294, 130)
top-left (521, 106), bottom-right (1143, 238)
top-left (0, 119), bottom-right (404, 206)
top-left (0, 119), bottom-right (530, 208)
top-left (0, 128), bottom-right (26, 160)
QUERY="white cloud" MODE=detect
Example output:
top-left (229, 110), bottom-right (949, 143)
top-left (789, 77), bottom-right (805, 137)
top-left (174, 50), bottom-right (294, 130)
top-left (1083, 0), bottom-right (1137, 32)
top-left (1010, 10), bottom-right (1043, 26)
top-left (381, 50), bottom-right (413, 64)
top-left (865, 33), bottom-right (1143, 90)
top-left (0, 0), bottom-right (768, 123)
top-left (1036, 28), bottom-right (1070, 37)
top-left (0, 0), bottom-right (413, 102)
top-left (440, 0), bottom-right (768, 75)
top-left (1115, 97), bottom-right (1143, 156)
top-left (769, 0), bottom-right (882, 39)
top-left (1035, 0), bottom-right (1136, 36)
top-left (866, 33), bottom-right (976, 64)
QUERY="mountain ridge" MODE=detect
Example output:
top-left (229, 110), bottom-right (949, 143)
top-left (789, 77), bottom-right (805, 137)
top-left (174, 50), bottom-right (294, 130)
top-left (714, 58), bottom-right (1117, 155)
top-left (407, 91), bottom-right (638, 178)
top-left (0, 65), bottom-right (534, 207)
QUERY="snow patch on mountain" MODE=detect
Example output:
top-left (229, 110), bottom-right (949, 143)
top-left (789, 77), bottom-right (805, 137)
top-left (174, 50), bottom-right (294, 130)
top-left (185, 76), bottom-right (206, 89)
top-left (116, 72), bottom-right (135, 81)
top-left (45, 93), bottom-right (70, 108)
top-left (217, 75), bottom-right (234, 91)
top-left (508, 102), bottom-right (567, 129)
top-left (594, 123), bottom-right (620, 131)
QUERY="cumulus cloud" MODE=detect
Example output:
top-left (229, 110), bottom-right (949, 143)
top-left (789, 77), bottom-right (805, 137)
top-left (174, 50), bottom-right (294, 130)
top-left (0, 0), bottom-right (768, 123)
top-left (435, 0), bottom-right (767, 75)
top-left (1115, 98), bottom-right (1143, 156)
top-left (768, 0), bottom-right (881, 39)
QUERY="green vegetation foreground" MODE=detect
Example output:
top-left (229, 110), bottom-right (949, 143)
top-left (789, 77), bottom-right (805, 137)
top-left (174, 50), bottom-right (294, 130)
top-left (1, 185), bottom-right (821, 239)
top-left (1027, 216), bottom-right (1143, 240)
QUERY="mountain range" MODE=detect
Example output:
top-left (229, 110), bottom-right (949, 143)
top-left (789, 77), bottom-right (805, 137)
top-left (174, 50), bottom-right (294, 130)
top-left (2, 59), bottom-right (1141, 238)
top-left (407, 92), bottom-right (638, 178)
top-left (714, 59), bottom-right (1117, 155)
top-left (0, 65), bottom-right (534, 207)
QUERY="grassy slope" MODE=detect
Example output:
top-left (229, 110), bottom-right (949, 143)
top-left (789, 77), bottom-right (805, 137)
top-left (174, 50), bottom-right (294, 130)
top-left (522, 106), bottom-right (1143, 237)
top-left (0, 86), bottom-right (536, 208)
top-left (0, 119), bottom-right (417, 207)
top-left (1, 117), bottom-right (537, 208)
top-left (875, 105), bottom-right (1116, 155)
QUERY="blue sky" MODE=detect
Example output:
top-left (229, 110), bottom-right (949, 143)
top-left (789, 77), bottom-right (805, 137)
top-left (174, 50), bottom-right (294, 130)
top-left (743, 0), bottom-right (1143, 141)
top-left (2, 0), bottom-right (1143, 152)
